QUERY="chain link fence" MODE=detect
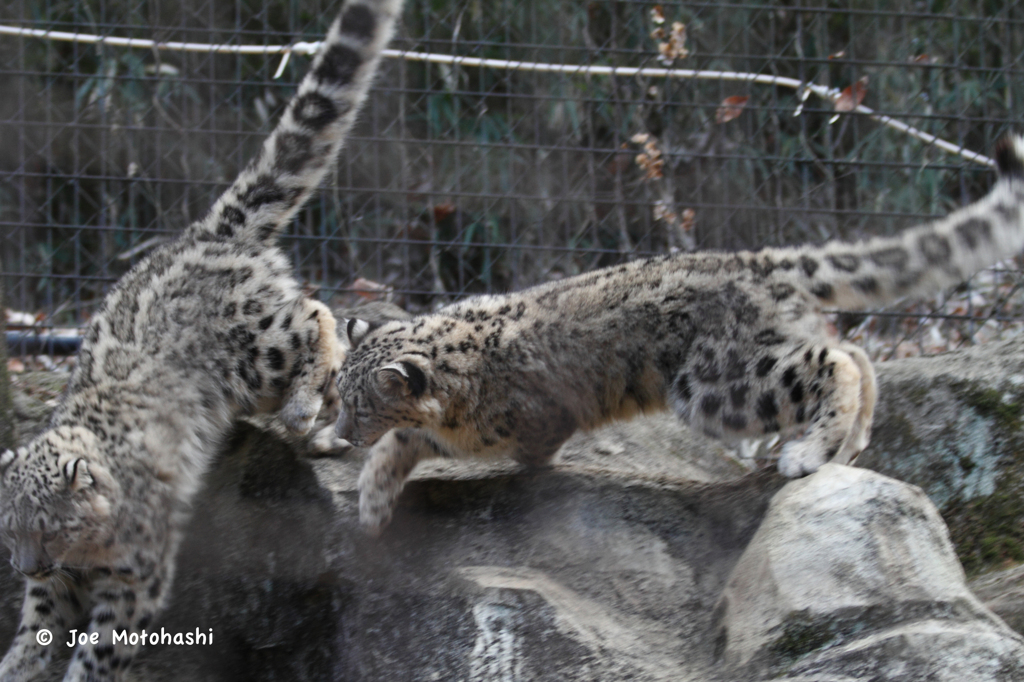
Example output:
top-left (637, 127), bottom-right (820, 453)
top-left (2, 0), bottom-right (1024, 359)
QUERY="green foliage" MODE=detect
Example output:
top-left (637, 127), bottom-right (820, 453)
top-left (2, 0), bottom-right (1022, 318)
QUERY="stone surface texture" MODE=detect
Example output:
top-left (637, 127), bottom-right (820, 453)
top-left (1, 333), bottom-right (1024, 680)
top-left (714, 463), bottom-right (1024, 681)
top-left (859, 336), bottom-right (1024, 576)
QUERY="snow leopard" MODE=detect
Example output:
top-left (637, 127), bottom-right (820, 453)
top-left (336, 136), bottom-right (1024, 536)
top-left (0, 0), bottom-right (401, 679)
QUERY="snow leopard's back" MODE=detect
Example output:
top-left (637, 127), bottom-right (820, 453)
top-left (336, 134), bottom-right (1024, 535)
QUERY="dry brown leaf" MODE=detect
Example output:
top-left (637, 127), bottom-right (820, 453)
top-left (653, 201), bottom-right (675, 224)
top-left (834, 76), bottom-right (868, 112)
top-left (634, 138), bottom-right (664, 180)
top-left (716, 95), bottom-right (749, 124)
top-left (351, 277), bottom-right (392, 301)
top-left (650, 5), bottom-right (665, 25)
top-left (433, 203), bottom-right (457, 223)
top-left (656, 21), bottom-right (688, 63)
top-left (679, 208), bottom-right (696, 232)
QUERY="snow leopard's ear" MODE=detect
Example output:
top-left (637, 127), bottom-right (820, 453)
top-left (62, 457), bottom-right (94, 492)
top-left (377, 361), bottom-right (427, 399)
top-left (345, 318), bottom-right (372, 348)
top-left (0, 449), bottom-right (15, 473)
top-left (995, 133), bottom-right (1024, 179)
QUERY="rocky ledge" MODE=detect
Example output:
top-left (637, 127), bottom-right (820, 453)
top-left (2, 335), bottom-right (1024, 680)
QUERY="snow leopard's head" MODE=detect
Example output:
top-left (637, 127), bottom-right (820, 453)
top-left (0, 426), bottom-right (120, 578)
top-left (334, 316), bottom-right (444, 447)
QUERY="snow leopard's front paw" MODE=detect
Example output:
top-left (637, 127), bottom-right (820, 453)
top-left (357, 465), bottom-right (398, 537)
top-left (306, 425), bottom-right (355, 456)
top-left (0, 644), bottom-right (49, 682)
top-left (280, 393), bottom-right (322, 435)
top-left (777, 439), bottom-right (827, 478)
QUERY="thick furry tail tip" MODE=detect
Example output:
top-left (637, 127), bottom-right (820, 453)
top-left (994, 134), bottom-right (1024, 179)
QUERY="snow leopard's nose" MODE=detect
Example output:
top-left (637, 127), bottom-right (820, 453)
top-left (334, 409), bottom-right (358, 445)
top-left (11, 538), bottom-right (53, 578)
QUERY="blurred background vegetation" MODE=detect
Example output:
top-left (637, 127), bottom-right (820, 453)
top-left (1, 0), bottom-right (1022, 322)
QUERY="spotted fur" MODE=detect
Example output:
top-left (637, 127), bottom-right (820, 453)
top-left (337, 135), bottom-right (1024, 535)
top-left (249, 300), bottom-right (415, 455)
top-left (0, 2), bottom-right (401, 679)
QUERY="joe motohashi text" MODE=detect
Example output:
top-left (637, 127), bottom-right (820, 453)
top-left (66, 627), bottom-right (213, 647)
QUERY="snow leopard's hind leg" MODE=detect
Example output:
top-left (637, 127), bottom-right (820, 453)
top-left (776, 343), bottom-right (875, 478)
top-left (831, 341), bottom-right (876, 465)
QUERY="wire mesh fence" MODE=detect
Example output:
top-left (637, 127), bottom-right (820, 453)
top-left (2, 0), bottom-right (1024, 361)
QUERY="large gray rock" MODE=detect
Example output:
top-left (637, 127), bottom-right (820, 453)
top-left (714, 463), bottom-right (1024, 681)
top-left (863, 336), bottom-right (1024, 577)
top-left (104, 418), bottom-right (774, 681)
top-left (3, 356), bottom-right (1024, 680)
top-left (970, 564), bottom-right (1024, 635)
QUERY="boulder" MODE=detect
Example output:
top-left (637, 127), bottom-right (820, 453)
top-left (970, 564), bottom-right (1024, 635)
top-left (2, 342), bottom-right (1024, 679)
top-left (713, 463), bottom-right (1024, 681)
top-left (862, 336), bottom-right (1024, 577)
top-left (126, 417), bottom-right (772, 681)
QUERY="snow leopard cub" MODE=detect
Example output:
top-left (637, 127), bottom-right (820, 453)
top-left (337, 136), bottom-right (1024, 536)
top-left (0, 1), bottom-right (401, 679)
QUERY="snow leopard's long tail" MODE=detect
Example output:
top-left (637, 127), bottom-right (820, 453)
top-left (189, 0), bottom-right (401, 245)
top-left (771, 134), bottom-right (1024, 311)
